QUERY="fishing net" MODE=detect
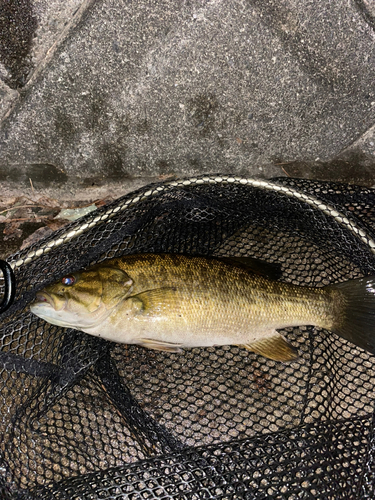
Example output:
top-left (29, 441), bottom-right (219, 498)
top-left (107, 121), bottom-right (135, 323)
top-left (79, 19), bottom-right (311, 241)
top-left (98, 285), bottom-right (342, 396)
top-left (1, 174), bottom-right (375, 499)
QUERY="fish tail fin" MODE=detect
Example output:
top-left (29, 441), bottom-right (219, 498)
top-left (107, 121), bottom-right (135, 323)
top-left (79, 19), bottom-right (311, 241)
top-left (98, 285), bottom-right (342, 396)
top-left (327, 277), bottom-right (375, 355)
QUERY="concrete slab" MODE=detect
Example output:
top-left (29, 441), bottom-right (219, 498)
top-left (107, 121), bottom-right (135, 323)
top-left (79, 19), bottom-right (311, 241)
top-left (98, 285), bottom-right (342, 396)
top-left (0, 0), bottom-right (92, 122)
top-left (0, 0), bottom-right (90, 89)
top-left (0, 0), bottom-right (375, 202)
top-left (0, 80), bottom-right (18, 119)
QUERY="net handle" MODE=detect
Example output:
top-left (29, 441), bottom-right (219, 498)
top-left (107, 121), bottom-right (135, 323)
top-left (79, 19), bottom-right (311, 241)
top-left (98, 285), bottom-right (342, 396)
top-left (0, 260), bottom-right (16, 314)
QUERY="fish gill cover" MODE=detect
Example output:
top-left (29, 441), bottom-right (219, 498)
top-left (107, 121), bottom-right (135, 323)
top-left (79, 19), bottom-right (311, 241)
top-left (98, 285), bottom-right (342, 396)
top-left (0, 175), bottom-right (375, 499)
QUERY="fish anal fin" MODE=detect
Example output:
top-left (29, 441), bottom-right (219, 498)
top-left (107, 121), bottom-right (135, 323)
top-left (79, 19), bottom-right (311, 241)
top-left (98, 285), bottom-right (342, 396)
top-left (240, 332), bottom-right (298, 362)
top-left (139, 338), bottom-right (183, 353)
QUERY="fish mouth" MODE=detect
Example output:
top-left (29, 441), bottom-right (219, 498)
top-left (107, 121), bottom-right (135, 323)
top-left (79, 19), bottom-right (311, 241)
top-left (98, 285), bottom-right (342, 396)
top-left (33, 292), bottom-right (56, 309)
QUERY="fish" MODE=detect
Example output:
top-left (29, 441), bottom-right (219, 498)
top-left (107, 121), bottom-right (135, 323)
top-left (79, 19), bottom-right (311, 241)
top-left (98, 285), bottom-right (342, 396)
top-left (30, 253), bottom-right (375, 362)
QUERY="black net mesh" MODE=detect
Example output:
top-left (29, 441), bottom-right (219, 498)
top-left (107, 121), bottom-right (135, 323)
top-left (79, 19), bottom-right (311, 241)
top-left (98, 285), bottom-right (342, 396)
top-left (1, 175), bottom-right (375, 499)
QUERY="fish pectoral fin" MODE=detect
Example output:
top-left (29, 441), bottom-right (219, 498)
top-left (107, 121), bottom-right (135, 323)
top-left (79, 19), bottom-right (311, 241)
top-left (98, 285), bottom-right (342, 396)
top-left (139, 338), bottom-right (184, 353)
top-left (129, 287), bottom-right (178, 315)
top-left (240, 332), bottom-right (298, 362)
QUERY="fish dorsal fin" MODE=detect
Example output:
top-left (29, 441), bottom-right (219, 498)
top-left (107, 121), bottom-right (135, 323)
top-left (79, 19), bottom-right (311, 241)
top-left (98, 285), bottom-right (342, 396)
top-left (138, 338), bottom-right (183, 353)
top-left (219, 257), bottom-right (282, 280)
top-left (128, 287), bottom-right (178, 315)
top-left (240, 332), bottom-right (298, 361)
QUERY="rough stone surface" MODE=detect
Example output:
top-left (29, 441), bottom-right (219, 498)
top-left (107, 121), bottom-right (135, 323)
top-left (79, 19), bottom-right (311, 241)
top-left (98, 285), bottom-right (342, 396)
top-left (0, 0), bottom-right (38, 88)
top-left (0, 80), bottom-right (18, 118)
top-left (0, 0), bottom-right (375, 202)
top-left (0, 0), bottom-right (88, 88)
top-left (340, 122), bottom-right (375, 170)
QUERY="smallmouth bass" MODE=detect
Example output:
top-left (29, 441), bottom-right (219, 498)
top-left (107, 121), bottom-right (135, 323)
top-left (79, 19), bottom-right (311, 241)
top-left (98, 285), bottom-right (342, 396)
top-left (30, 254), bottom-right (375, 361)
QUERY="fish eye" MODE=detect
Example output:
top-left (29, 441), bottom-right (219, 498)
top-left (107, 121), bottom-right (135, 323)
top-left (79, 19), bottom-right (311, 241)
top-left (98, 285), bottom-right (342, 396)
top-left (62, 275), bottom-right (76, 286)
